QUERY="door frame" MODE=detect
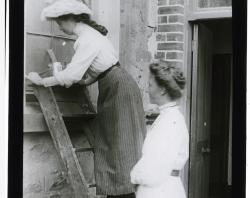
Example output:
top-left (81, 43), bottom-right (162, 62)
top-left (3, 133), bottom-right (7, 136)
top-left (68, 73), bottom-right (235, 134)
top-left (188, 22), bottom-right (212, 198)
top-left (185, 14), bottom-right (232, 198)
top-left (188, 23), bottom-right (199, 198)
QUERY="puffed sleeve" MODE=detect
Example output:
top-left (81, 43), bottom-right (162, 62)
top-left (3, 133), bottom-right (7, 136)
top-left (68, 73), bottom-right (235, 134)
top-left (54, 38), bottom-right (100, 88)
top-left (130, 114), bottom-right (187, 187)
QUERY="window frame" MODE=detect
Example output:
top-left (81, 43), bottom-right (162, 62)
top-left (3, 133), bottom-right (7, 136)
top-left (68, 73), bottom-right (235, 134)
top-left (187, 0), bottom-right (232, 21)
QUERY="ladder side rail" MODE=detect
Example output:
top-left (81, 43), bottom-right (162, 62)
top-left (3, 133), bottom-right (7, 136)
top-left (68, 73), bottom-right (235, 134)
top-left (33, 85), bottom-right (90, 198)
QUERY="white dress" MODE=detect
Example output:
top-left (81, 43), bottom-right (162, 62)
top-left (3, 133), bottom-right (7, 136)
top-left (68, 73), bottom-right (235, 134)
top-left (130, 102), bottom-right (189, 198)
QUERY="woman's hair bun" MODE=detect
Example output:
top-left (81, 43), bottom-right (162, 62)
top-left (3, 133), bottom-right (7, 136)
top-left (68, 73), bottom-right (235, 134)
top-left (87, 20), bottom-right (108, 36)
top-left (149, 60), bottom-right (186, 99)
top-left (171, 66), bottom-right (186, 89)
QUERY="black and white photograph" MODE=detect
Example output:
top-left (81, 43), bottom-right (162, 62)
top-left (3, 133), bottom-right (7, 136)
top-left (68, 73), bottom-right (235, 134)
top-left (2, 0), bottom-right (247, 198)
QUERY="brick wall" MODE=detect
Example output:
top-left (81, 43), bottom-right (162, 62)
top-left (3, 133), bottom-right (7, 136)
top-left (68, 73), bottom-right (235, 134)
top-left (155, 0), bottom-right (184, 67)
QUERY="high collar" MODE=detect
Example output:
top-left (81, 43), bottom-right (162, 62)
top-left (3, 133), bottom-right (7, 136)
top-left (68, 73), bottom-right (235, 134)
top-left (73, 22), bottom-right (88, 37)
top-left (159, 102), bottom-right (178, 113)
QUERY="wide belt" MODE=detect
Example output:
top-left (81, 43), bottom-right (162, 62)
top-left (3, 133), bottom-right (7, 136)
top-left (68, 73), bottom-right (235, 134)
top-left (97, 62), bottom-right (120, 80)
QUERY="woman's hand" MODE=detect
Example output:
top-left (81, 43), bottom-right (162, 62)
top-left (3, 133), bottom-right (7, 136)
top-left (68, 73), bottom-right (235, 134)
top-left (26, 72), bottom-right (43, 86)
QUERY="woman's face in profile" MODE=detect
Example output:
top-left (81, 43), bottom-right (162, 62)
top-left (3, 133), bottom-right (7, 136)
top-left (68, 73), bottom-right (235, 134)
top-left (148, 73), bottom-right (162, 104)
top-left (56, 19), bottom-right (75, 35)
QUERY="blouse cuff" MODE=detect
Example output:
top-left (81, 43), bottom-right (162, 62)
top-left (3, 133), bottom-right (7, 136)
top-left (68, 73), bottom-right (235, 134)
top-left (42, 76), bottom-right (60, 87)
top-left (54, 71), bottom-right (73, 87)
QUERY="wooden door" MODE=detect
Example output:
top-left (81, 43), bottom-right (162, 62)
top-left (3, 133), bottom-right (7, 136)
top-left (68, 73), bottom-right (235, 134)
top-left (189, 24), bottom-right (213, 198)
top-left (209, 54), bottom-right (232, 197)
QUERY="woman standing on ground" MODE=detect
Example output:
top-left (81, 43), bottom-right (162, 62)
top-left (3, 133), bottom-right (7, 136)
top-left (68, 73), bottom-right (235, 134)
top-left (27, 1), bottom-right (146, 197)
top-left (130, 61), bottom-right (189, 198)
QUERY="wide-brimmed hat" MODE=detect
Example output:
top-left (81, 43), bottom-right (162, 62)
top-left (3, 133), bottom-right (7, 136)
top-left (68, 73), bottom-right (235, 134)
top-left (41, 0), bottom-right (92, 21)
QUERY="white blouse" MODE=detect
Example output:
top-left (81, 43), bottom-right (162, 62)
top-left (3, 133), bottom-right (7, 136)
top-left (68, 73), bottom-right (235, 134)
top-left (44, 23), bottom-right (118, 87)
top-left (130, 102), bottom-right (189, 187)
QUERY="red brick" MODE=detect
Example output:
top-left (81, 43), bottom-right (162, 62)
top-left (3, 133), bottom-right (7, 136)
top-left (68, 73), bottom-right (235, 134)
top-left (166, 52), bottom-right (183, 59)
top-left (158, 6), bottom-right (184, 15)
top-left (167, 33), bottom-right (183, 41)
top-left (158, 43), bottom-right (183, 51)
top-left (155, 52), bottom-right (165, 59)
top-left (158, 0), bottom-right (167, 6)
top-left (168, 15), bottom-right (184, 23)
top-left (158, 16), bottom-right (168, 23)
top-left (158, 24), bottom-right (184, 32)
top-left (169, 0), bottom-right (184, 5)
top-left (156, 34), bottom-right (166, 41)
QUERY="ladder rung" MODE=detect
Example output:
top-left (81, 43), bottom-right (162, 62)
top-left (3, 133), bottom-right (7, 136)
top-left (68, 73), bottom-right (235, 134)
top-left (88, 184), bottom-right (96, 188)
top-left (26, 91), bottom-right (38, 102)
top-left (63, 113), bottom-right (96, 119)
top-left (73, 147), bottom-right (94, 153)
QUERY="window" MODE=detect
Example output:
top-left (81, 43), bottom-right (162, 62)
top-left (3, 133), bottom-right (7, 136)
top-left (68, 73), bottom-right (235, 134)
top-left (198, 0), bottom-right (231, 8)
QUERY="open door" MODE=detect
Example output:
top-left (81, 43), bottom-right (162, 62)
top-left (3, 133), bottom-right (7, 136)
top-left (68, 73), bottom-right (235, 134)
top-left (189, 24), bottom-right (213, 198)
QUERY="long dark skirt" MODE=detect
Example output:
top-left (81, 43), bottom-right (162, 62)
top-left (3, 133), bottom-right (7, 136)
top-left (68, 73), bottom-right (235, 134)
top-left (94, 66), bottom-right (146, 195)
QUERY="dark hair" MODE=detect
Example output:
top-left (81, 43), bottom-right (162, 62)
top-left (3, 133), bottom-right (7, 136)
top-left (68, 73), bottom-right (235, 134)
top-left (57, 13), bottom-right (108, 36)
top-left (149, 60), bottom-right (186, 100)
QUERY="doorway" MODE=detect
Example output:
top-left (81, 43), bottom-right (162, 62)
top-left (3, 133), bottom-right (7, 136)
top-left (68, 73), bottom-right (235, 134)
top-left (189, 19), bottom-right (232, 198)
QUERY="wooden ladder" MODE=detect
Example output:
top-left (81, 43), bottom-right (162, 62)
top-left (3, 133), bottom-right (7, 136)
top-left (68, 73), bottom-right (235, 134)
top-left (31, 50), bottom-right (97, 198)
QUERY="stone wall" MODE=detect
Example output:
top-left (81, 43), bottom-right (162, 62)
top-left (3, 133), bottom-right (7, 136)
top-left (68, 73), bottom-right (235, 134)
top-left (23, 131), bottom-right (95, 198)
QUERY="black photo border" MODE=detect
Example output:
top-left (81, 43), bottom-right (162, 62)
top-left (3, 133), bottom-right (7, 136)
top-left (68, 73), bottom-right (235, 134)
top-left (7, 0), bottom-right (247, 197)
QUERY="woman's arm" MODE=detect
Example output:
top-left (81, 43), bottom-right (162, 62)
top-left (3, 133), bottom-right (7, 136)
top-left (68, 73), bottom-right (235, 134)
top-left (130, 116), bottom-right (186, 187)
top-left (26, 72), bottom-right (62, 87)
top-left (26, 71), bottom-right (98, 87)
top-left (27, 38), bottom-right (100, 88)
top-left (54, 38), bottom-right (100, 88)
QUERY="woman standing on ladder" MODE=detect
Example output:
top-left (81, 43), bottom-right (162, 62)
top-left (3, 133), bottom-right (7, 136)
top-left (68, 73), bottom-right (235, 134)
top-left (26, 0), bottom-right (146, 198)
